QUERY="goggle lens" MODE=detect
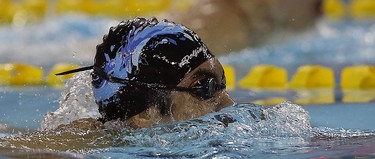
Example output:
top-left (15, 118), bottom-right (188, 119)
top-left (190, 78), bottom-right (225, 100)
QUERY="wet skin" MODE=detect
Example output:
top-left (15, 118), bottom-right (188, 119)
top-left (127, 58), bottom-right (235, 128)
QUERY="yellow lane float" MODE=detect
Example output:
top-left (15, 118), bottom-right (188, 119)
top-left (222, 65), bottom-right (236, 90)
top-left (341, 65), bottom-right (375, 89)
top-left (0, 63), bottom-right (43, 85)
top-left (349, 0), bottom-right (375, 19)
top-left (56, 0), bottom-right (173, 17)
top-left (20, 0), bottom-right (47, 21)
top-left (289, 65), bottom-right (335, 89)
top-left (0, 0), bottom-right (18, 24)
top-left (0, 0), bottom-right (46, 25)
top-left (323, 0), bottom-right (346, 19)
top-left (56, 0), bottom-right (95, 15)
top-left (238, 65), bottom-right (287, 89)
top-left (0, 0), bottom-right (196, 25)
top-left (45, 63), bottom-right (80, 87)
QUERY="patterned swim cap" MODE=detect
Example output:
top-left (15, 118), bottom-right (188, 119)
top-left (91, 17), bottom-right (213, 122)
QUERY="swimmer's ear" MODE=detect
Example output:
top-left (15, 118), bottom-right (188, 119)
top-left (55, 65), bottom-right (94, 75)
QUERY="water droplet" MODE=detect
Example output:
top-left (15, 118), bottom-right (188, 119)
top-left (73, 51), bottom-right (77, 59)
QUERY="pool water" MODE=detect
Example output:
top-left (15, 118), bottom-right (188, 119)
top-left (1, 15), bottom-right (375, 158)
top-left (1, 73), bottom-right (375, 159)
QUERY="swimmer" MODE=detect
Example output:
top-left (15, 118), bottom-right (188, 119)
top-left (58, 17), bottom-right (235, 129)
top-left (2, 17), bottom-right (235, 152)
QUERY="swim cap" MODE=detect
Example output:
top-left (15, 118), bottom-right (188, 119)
top-left (91, 17), bottom-right (213, 122)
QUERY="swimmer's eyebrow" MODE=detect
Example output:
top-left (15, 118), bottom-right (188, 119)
top-left (191, 69), bottom-right (218, 80)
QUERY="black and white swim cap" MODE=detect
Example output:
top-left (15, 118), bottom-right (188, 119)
top-left (91, 17), bottom-right (213, 121)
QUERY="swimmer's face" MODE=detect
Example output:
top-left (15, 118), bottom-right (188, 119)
top-left (170, 58), bottom-right (235, 120)
top-left (127, 58), bottom-right (235, 128)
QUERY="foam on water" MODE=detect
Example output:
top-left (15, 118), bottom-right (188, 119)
top-left (92, 103), bottom-right (375, 158)
top-left (314, 127), bottom-right (375, 138)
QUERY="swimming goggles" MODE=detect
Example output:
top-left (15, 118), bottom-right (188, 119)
top-left (56, 66), bottom-right (226, 100)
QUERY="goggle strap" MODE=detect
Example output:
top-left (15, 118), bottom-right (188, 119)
top-left (55, 65), bottom-right (94, 75)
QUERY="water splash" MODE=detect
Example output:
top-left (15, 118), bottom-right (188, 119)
top-left (40, 71), bottom-right (101, 130)
top-left (93, 102), bottom-right (375, 158)
top-left (95, 102), bottom-right (313, 158)
top-left (314, 127), bottom-right (375, 138)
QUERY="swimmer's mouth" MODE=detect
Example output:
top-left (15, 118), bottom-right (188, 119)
top-left (55, 65), bottom-right (94, 75)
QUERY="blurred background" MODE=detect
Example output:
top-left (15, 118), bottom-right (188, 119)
top-left (1, 0), bottom-right (375, 97)
top-left (0, 0), bottom-right (322, 64)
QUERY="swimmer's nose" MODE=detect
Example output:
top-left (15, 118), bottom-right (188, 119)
top-left (215, 91), bottom-right (235, 111)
